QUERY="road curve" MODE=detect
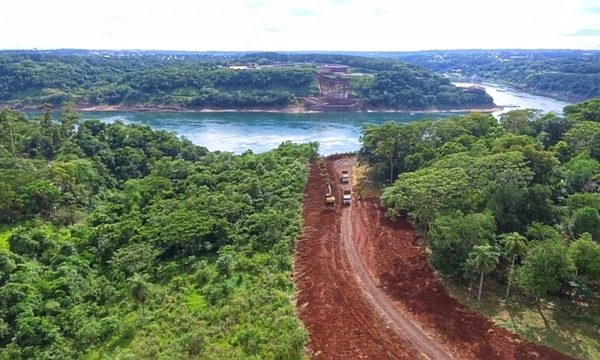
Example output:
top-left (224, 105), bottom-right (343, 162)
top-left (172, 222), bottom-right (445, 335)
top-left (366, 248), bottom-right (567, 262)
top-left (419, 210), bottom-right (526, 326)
top-left (334, 157), bottom-right (453, 360)
top-left (296, 155), bottom-right (572, 360)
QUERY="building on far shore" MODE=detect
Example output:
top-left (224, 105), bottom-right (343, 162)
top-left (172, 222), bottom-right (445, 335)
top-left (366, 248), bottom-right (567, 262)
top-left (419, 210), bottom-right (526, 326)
top-left (318, 64), bottom-right (350, 73)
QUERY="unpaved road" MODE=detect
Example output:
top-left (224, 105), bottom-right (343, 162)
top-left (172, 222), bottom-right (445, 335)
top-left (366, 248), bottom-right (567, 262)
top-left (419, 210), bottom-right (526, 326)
top-left (336, 157), bottom-right (452, 360)
top-left (295, 155), bottom-right (571, 360)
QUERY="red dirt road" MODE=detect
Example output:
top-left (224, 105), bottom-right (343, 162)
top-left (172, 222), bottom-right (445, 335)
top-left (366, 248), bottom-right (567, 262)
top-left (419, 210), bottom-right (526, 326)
top-left (294, 156), bottom-right (572, 360)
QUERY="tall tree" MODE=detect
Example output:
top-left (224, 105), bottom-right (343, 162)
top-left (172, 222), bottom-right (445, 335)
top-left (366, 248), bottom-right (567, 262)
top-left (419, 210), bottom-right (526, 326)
top-left (382, 167), bottom-right (469, 237)
top-left (129, 273), bottom-right (150, 317)
top-left (502, 232), bottom-right (527, 301)
top-left (564, 121), bottom-right (600, 160)
top-left (570, 207), bottom-right (600, 241)
top-left (564, 99), bottom-right (600, 122)
top-left (514, 238), bottom-right (574, 327)
top-left (466, 244), bottom-right (500, 307)
top-left (430, 212), bottom-right (496, 278)
top-left (568, 233), bottom-right (600, 281)
top-left (499, 109), bottom-right (540, 134)
top-left (60, 103), bottom-right (80, 139)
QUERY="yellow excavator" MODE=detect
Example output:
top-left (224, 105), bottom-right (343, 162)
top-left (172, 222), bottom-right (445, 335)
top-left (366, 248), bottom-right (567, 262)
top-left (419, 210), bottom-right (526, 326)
top-left (325, 183), bottom-right (335, 210)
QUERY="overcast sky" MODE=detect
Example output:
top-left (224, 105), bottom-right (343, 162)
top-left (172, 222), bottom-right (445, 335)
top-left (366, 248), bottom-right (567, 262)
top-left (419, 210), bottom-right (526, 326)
top-left (2, 0), bottom-right (599, 51)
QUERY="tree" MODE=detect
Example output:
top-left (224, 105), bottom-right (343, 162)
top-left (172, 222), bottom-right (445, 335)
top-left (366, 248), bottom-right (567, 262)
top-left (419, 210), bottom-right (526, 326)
top-left (489, 183), bottom-right (527, 233)
top-left (502, 232), bottom-right (527, 301)
top-left (564, 121), bottom-right (600, 160)
top-left (382, 167), bottom-right (469, 237)
top-left (499, 109), bottom-right (540, 134)
top-left (40, 104), bottom-right (54, 129)
top-left (0, 249), bottom-right (16, 285)
top-left (566, 192), bottom-right (600, 211)
top-left (568, 233), bottom-right (600, 281)
top-left (59, 103), bottom-right (80, 139)
top-left (539, 113), bottom-right (573, 147)
top-left (514, 238), bottom-right (574, 327)
top-left (466, 244), bottom-right (500, 307)
top-left (129, 273), bottom-right (150, 317)
top-left (111, 243), bottom-right (159, 277)
top-left (570, 207), bottom-right (600, 241)
top-left (564, 99), bottom-right (600, 122)
top-left (360, 122), bottom-right (403, 182)
top-left (526, 222), bottom-right (562, 242)
top-left (429, 212), bottom-right (496, 278)
top-left (561, 154), bottom-right (600, 193)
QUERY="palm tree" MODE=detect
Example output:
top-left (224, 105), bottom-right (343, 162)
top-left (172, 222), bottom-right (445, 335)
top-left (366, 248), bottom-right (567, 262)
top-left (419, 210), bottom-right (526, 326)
top-left (129, 273), bottom-right (150, 317)
top-left (503, 232), bottom-right (527, 301)
top-left (468, 244), bottom-right (500, 307)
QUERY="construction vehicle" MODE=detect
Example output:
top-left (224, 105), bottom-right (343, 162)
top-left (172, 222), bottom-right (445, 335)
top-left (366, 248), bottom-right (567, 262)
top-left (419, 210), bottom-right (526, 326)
top-left (325, 183), bottom-right (335, 209)
top-left (342, 188), bottom-right (352, 205)
top-left (341, 170), bottom-right (350, 184)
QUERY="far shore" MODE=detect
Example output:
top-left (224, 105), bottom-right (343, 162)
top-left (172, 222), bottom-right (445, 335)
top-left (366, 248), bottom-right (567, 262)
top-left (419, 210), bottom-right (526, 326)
top-left (72, 103), bottom-right (503, 114)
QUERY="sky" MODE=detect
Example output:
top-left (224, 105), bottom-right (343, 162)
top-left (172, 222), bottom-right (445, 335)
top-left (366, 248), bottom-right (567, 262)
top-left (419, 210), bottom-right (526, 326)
top-left (2, 0), bottom-right (599, 51)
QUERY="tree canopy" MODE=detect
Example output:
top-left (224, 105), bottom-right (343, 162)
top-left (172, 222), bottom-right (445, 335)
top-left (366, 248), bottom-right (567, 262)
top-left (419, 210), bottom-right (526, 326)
top-left (0, 107), bottom-right (316, 358)
top-left (364, 100), bottom-right (600, 314)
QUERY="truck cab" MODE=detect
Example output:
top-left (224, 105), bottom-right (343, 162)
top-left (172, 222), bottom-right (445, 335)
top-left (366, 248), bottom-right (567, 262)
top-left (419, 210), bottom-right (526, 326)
top-left (342, 189), bottom-right (352, 205)
top-left (341, 170), bottom-right (350, 184)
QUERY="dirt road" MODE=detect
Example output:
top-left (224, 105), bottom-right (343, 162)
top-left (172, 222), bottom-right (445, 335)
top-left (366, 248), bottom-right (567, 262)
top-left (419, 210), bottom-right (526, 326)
top-left (295, 155), bottom-right (571, 359)
top-left (295, 158), bottom-right (419, 359)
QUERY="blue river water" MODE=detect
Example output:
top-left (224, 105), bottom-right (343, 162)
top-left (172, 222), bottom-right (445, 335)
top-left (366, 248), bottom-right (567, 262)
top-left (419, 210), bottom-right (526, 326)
top-left (82, 83), bottom-right (572, 155)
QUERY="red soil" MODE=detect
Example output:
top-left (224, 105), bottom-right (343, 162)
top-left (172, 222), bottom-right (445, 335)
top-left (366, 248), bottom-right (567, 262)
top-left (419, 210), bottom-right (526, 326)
top-left (294, 155), bottom-right (572, 360)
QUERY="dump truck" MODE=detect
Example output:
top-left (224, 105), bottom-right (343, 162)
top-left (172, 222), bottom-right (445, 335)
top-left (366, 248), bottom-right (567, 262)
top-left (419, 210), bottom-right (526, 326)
top-left (342, 188), bottom-right (352, 205)
top-left (341, 170), bottom-right (350, 184)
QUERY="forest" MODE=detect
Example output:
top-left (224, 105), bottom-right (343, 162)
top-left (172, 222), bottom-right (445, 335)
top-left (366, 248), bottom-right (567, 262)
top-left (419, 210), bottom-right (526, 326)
top-left (0, 52), bottom-right (493, 111)
top-left (396, 50), bottom-right (600, 101)
top-left (0, 105), bottom-right (317, 359)
top-left (360, 99), bottom-right (600, 331)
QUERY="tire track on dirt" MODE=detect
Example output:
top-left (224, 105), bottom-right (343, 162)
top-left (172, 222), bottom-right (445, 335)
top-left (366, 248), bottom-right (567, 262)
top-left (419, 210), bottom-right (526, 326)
top-left (334, 157), bottom-right (453, 360)
top-left (295, 160), bottom-right (419, 359)
top-left (296, 155), bottom-right (572, 360)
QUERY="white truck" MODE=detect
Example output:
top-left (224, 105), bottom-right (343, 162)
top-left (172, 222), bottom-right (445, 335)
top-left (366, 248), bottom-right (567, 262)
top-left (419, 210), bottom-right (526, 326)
top-left (342, 189), bottom-right (352, 205)
top-left (341, 170), bottom-right (350, 184)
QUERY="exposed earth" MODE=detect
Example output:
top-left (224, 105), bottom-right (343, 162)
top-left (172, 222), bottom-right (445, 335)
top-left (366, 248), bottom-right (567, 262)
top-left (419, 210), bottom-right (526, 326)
top-left (294, 155), bottom-right (572, 359)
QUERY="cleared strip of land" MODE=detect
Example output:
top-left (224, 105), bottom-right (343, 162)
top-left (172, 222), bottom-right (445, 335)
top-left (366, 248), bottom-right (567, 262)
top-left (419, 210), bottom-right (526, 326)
top-left (295, 155), bottom-right (571, 360)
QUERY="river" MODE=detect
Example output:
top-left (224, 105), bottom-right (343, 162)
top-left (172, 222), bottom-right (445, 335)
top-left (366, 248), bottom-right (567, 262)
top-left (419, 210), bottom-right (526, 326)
top-left (83, 83), bottom-right (572, 155)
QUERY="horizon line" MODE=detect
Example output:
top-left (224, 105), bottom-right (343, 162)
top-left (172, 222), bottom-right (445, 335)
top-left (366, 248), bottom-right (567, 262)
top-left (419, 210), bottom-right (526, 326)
top-left (1, 48), bottom-right (600, 53)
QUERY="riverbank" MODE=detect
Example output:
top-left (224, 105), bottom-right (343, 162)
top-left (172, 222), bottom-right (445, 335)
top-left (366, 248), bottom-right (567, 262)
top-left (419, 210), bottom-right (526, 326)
top-left (75, 103), bottom-right (318, 113)
top-left (73, 103), bottom-right (502, 114)
top-left (455, 79), bottom-right (583, 104)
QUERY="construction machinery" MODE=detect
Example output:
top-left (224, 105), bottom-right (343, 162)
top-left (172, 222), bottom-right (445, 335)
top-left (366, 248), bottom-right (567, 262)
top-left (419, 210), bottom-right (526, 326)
top-left (325, 183), bottom-right (335, 209)
top-left (341, 170), bottom-right (350, 184)
top-left (342, 188), bottom-right (352, 205)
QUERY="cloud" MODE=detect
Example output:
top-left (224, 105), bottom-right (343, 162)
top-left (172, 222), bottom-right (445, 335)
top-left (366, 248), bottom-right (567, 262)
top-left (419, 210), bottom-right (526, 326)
top-left (265, 27), bottom-right (281, 33)
top-left (582, 0), bottom-right (600, 14)
top-left (290, 7), bottom-right (320, 16)
top-left (247, 1), bottom-right (266, 9)
top-left (0, 0), bottom-right (598, 50)
top-left (568, 28), bottom-right (600, 36)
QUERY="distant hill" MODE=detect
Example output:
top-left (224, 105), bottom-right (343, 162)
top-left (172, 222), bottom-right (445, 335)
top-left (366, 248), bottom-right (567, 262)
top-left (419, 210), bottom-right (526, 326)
top-left (0, 52), bottom-right (494, 111)
top-left (389, 49), bottom-right (600, 101)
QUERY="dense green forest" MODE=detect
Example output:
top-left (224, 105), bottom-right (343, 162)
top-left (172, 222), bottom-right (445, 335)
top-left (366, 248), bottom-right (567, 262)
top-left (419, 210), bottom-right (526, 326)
top-left (396, 50), bottom-right (600, 100)
top-left (0, 52), bottom-right (493, 110)
top-left (0, 105), bottom-right (316, 359)
top-left (360, 99), bottom-right (600, 328)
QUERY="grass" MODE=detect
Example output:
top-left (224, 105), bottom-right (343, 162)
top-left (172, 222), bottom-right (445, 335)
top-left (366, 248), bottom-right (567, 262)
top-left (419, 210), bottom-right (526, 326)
top-left (352, 164), bottom-right (382, 198)
top-left (444, 279), bottom-right (600, 360)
